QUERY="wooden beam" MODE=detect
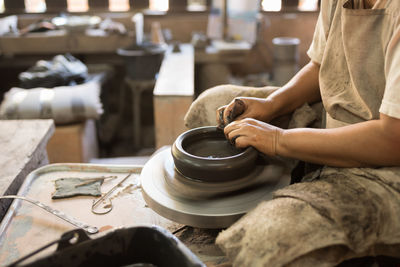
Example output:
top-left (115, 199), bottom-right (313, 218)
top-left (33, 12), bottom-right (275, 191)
top-left (4, 0), bottom-right (25, 13)
top-left (45, 0), bottom-right (68, 12)
top-left (169, 0), bottom-right (187, 12)
top-left (282, 0), bottom-right (299, 10)
top-left (130, 0), bottom-right (149, 9)
top-left (88, 0), bottom-right (109, 10)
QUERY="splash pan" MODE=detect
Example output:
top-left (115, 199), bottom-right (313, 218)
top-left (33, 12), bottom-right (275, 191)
top-left (141, 148), bottom-right (290, 229)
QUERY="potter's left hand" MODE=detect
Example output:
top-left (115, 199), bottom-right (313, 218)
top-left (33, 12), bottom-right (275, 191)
top-left (224, 118), bottom-right (283, 156)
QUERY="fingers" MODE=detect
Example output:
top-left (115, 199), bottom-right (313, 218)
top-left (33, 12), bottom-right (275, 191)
top-left (230, 134), bottom-right (241, 145)
top-left (216, 106), bottom-right (227, 129)
top-left (228, 99), bottom-right (246, 123)
top-left (216, 98), bottom-right (246, 128)
top-left (225, 124), bottom-right (243, 146)
top-left (224, 119), bottom-right (245, 137)
top-left (224, 120), bottom-right (252, 148)
top-left (224, 118), bottom-right (257, 133)
top-left (226, 129), bottom-right (250, 149)
top-left (223, 118), bottom-right (282, 155)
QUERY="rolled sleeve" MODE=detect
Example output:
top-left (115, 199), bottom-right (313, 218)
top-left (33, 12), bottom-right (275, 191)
top-left (307, 0), bottom-right (337, 64)
top-left (307, 14), bottom-right (327, 64)
top-left (381, 27), bottom-right (400, 119)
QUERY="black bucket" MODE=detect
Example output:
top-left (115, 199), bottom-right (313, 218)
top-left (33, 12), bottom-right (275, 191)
top-left (117, 43), bottom-right (166, 80)
top-left (15, 226), bottom-right (205, 267)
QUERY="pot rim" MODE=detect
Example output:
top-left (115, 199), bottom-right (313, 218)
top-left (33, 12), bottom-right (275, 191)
top-left (171, 126), bottom-right (258, 182)
top-left (174, 126), bottom-right (255, 162)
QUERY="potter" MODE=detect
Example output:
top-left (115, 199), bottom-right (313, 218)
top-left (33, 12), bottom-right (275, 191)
top-left (213, 0), bottom-right (400, 266)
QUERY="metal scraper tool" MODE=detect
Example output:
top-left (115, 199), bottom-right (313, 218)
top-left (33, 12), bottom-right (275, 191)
top-left (0, 195), bottom-right (98, 234)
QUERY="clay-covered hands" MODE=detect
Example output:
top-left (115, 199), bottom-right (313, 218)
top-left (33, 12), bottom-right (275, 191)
top-left (216, 97), bottom-right (273, 128)
top-left (216, 96), bottom-right (283, 156)
top-left (223, 118), bottom-right (283, 156)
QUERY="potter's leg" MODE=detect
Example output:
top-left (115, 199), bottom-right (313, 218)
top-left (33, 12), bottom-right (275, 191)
top-left (217, 169), bottom-right (400, 266)
top-left (216, 197), bottom-right (351, 267)
top-left (287, 244), bottom-right (366, 267)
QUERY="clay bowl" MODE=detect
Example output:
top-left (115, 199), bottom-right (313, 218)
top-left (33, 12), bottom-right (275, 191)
top-left (171, 126), bottom-right (258, 182)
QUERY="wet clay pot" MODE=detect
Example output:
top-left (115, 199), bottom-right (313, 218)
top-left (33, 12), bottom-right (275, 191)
top-left (172, 126), bottom-right (258, 182)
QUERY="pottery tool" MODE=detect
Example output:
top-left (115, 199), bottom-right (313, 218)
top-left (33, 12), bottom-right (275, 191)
top-left (0, 195), bottom-right (98, 234)
top-left (91, 173), bottom-right (132, 215)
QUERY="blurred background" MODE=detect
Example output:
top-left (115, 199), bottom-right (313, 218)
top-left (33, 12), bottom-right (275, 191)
top-left (0, 0), bottom-right (320, 163)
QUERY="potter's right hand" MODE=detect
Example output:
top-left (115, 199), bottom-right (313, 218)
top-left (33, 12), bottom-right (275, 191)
top-left (216, 97), bottom-right (272, 128)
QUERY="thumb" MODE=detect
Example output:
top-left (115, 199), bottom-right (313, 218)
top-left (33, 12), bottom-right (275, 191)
top-left (228, 99), bottom-right (246, 123)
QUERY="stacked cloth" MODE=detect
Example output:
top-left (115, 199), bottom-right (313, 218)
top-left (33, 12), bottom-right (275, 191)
top-left (0, 81), bottom-right (103, 124)
top-left (0, 54), bottom-right (101, 125)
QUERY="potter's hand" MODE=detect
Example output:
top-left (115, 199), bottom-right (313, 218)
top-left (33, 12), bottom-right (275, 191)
top-left (224, 118), bottom-right (283, 156)
top-left (216, 97), bottom-right (272, 128)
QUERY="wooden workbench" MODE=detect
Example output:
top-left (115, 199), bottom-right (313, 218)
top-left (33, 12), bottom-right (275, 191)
top-left (154, 44), bottom-right (195, 148)
top-left (0, 119), bottom-right (55, 219)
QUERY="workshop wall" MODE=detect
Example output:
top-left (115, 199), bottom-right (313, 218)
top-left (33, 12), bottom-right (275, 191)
top-left (140, 11), bottom-right (319, 75)
top-left (236, 11), bottom-right (319, 75)
top-left (4, 11), bottom-right (318, 78)
top-left (143, 12), bottom-right (318, 72)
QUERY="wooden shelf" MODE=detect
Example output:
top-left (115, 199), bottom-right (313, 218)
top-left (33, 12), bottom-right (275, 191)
top-left (0, 30), bottom-right (133, 57)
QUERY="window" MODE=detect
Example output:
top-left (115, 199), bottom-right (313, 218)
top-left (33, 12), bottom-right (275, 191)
top-left (67, 0), bottom-right (89, 12)
top-left (25, 0), bottom-right (46, 13)
top-left (262, 0), bottom-right (319, 11)
top-left (187, 0), bottom-right (207, 11)
top-left (149, 0), bottom-right (169, 12)
top-left (109, 0), bottom-right (130, 11)
top-left (298, 0), bottom-right (318, 11)
top-left (262, 0), bottom-right (282, 11)
top-left (0, 0), bottom-right (318, 14)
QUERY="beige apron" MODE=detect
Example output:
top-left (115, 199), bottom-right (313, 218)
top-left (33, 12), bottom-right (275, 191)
top-left (321, 0), bottom-right (391, 128)
top-left (216, 1), bottom-right (400, 265)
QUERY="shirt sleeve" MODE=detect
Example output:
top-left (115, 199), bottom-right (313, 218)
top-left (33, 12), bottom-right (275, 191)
top-left (307, 0), bottom-right (335, 64)
top-left (307, 15), bottom-right (326, 64)
top-left (380, 26), bottom-right (400, 119)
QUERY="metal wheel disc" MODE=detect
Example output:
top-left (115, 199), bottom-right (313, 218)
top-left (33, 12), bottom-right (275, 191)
top-left (140, 148), bottom-right (290, 229)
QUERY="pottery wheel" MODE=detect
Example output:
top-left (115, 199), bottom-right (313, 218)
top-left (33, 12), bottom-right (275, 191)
top-left (140, 148), bottom-right (291, 229)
